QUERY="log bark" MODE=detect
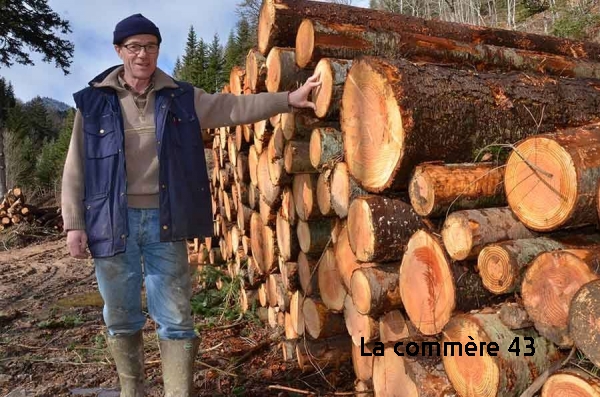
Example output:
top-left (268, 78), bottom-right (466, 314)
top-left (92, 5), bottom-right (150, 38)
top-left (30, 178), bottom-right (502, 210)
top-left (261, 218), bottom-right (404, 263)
top-left (295, 17), bottom-right (600, 79)
top-left (348, 195), bottom-right (425, 263)
top-left (292, 173), bottom-right (321, 222)
top-left (522, 249), bottom-right (600, 348)
top-left (542, 367), bottom-right (600, 397)
top-left (295, 335), bottom-right (352, 372)
top-left (442, 207), bottom-right (536, 261)
top-left (409, 161), bottom-right (506, 218)
top-left (303, 297), bottom-right (347, 339)
top-left (310, 127), bottom-right (343, 172)
top-left (309, 58), bottom-right (353, 120)
top-left (351, 264), bottom-right (403, 317)
top-left (258, 0), bottom-right (600, 60)
top-left (284, 140), bottom-right (319, 174)
top-left (499, 302), bottom-right (533, 330)
top-left (276, 212), bottom-right (301, 262)
top-left (477, 237), bottom-right (565, 295)
top-left (330, 161), bottom-right (367, 219)
top-left (400, 229), bottom-right (502, 335)
top-left (266, 47), bottom-right (313, 93)
top-left (298, 251), bottom-right (319, 297)
top-left (505, 124), bottom-right (600, 232)
top-left (442, 312), bottom-right (563, 397)
top-left (341, 56), bottom-right (600, 193)
top-left (246, 48), bottom-right (268, 93)
top-left (569, 279), bottom-right (600, 368)
top-left (343, 294), bottom-right (379, 346)
top-left (297, 218), bottom-right (335, 255)
top-left (318, 247), bottom-right (347, 311)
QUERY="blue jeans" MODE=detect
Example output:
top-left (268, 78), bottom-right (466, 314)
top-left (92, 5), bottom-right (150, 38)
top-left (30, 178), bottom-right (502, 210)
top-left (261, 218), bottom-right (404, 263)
top-left (94, 208), bottom-right (196, 340)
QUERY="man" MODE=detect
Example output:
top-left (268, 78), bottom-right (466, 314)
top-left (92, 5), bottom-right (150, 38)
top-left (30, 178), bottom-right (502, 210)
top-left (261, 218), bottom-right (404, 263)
top-left (61, 13), bottom-right (320, 397)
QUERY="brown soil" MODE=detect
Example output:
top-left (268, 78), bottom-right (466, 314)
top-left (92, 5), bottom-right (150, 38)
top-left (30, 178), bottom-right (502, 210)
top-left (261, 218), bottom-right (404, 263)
top-left (0, 235), bottom-right (355, 396)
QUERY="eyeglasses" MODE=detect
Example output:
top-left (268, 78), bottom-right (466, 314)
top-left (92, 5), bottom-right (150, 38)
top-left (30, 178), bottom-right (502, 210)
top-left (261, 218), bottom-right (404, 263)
top-left (122, 43), bottom-right (159, 54)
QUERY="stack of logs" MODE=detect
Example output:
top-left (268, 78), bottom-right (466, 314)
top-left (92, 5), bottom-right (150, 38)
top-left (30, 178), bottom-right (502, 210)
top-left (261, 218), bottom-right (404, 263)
top-left (186, 0), bottom-right (600, 396)
top-left (0, 187), bottom-right (63, 231)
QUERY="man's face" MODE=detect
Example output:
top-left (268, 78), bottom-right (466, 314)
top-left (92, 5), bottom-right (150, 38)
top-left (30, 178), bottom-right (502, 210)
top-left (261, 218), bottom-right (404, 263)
top-left (115, 34), bottom-right (159, 80)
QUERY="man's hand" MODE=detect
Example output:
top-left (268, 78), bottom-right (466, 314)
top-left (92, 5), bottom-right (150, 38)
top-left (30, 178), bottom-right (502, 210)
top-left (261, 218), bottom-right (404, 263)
top-left (288, 72), bottom-right (321, 110)
top-left (67, 230), bottom-right (90, 259)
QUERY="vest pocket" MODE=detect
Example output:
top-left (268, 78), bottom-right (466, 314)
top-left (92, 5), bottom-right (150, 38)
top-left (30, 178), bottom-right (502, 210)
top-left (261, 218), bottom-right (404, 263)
top-left (84, 114), bottom-right (119, 158)
top-left (83, 193), bottom-right (113, 242)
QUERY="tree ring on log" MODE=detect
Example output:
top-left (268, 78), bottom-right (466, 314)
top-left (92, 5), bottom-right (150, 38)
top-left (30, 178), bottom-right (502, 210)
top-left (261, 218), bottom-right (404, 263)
top-left (477, 244), bottom-right (514, 295)
top-left (296, 19), bottom-right (314, 69)
top-left (313, 58), bottom-right (334, 119)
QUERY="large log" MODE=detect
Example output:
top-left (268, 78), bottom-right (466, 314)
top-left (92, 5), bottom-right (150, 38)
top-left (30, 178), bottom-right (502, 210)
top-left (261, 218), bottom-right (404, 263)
top-left (569, 279), bottom-right (600, 367)
top-left (347, 195), bottom-right (424, 262)
top-left (409, 161), bottom-right (506, 218)
top-left (297, 218), bottom-right (334, 255)
top-left (542, 367), bottom-right (600, 397)
top-left (284, 140), bottom-right (318, 174)
top-left (522, 249), bottom-right (600, 348)
top-left (441, 207), bottom-right (536, 261)
top-left (258, 0), bottom-right (600, 60)
top-left (442, 312), bottom-right (563, 397)
top-left (303, 297), bottom-right (347, 338)
top-left (295, 335), bottom-right (352, 372)
top-left (246, 48), bottom-right (268, 93)
top-left (400, 229), bottom-right (501, 335)
top-left (295, 17), bottom-right (600, 79)
top-left (504, 124), bottom-right (600, 232)
top-left (265, 47), bottom-right (313, 93)
top-left (341, 56), bottom-right (600, 193)
top-left (310, 127), bottom-right (343, 172)
top-left (350, 264), bottom-right (403, 317)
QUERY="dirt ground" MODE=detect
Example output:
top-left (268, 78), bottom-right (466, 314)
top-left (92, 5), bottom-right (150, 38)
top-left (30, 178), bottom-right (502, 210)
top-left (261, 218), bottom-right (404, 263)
top-left (0, 234), bottom-right (356, 397)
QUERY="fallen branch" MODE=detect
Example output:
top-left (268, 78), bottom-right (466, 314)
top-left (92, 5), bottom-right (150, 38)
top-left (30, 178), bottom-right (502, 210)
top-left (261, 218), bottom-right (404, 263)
top-left (519, 346), bottom-right (576, 397)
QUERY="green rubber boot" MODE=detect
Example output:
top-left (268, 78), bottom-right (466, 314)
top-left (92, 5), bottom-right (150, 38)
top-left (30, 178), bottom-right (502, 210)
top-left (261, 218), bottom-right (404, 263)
top-left (106, 330), bottom-right (145, 397)
top-left (159, 338), bottom-right (200, 397)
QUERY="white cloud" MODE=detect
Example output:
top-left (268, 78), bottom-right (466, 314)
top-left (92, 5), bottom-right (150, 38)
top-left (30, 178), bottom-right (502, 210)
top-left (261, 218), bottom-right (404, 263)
top-left (0, 0), bottom-right (372, 106)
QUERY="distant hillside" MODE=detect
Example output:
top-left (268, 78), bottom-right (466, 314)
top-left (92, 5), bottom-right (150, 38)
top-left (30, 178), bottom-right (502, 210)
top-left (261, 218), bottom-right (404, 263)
top-left (40, 97), bottom-right (72, 113)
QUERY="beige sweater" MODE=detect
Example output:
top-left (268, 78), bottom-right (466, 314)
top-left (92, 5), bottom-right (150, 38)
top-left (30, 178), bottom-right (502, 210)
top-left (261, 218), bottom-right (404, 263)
top-left (61, 66), bottom-right (291, 231)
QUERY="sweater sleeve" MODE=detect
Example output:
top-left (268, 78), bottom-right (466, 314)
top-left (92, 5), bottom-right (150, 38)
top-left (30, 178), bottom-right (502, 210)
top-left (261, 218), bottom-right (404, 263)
top-left (61, 109), bottom-right (86, 231)
top-left (194, 89), bottom-right (292, 133)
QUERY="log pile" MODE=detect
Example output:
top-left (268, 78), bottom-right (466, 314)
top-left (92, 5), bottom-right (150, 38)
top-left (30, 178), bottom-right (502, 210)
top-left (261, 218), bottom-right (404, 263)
top-left (0, 187), bottom-right (63, 231)
top-left (187, 0), bottom-right (600, 395)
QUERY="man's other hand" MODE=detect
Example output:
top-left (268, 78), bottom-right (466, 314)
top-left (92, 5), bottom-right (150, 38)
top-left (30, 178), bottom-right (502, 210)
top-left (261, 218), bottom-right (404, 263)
top-left (67, 229), bottom-right (90, 259)
top-left (288, 72), bottom-right (321, 110)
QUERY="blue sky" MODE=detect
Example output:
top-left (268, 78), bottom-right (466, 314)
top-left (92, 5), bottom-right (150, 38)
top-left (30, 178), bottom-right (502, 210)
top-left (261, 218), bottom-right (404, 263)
top-left (0, 0), bottom-right (370, 106)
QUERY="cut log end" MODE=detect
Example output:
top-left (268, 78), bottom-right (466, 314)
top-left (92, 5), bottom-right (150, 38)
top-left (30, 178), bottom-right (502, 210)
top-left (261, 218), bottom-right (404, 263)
top-left (408, 168), bottom-right (435, 216)
top-left (350, 269), bottom-right (372, 315)
top-left (542, 368), bottom-right (600, 397)
top-left (341, 58), bottom-right (403, 193)
top-left (477, 244), bottom-right (516, 295)
top-left (440, 214), bottom-right (472, 261)
top-left (400, 230), bottom-right (454, 335)
top-left (295, 19), bottom-right (314, 69)
top-left (505, 137), bottom-right (577, 232)
top-left (257, 0), bottom-right (275, 55)
top-left (347, 198), bottom-right (374, 262)
top-left (313, 58), bottom-right (334, 119)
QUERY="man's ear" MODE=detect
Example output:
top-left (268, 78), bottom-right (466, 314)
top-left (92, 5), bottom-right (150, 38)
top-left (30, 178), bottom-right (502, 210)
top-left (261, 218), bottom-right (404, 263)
top-left (114, 45), bottom-right (123, 59)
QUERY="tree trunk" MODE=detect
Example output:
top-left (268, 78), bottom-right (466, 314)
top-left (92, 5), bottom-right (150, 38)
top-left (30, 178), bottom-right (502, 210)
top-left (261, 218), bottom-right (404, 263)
top-left (477, 237), bottom-right (565, 295)
top-left (409, 161), bottom-right (506, 218)
top-left (400, 230), bottom-right (501, 335)
top-left (522, 248), bottom-right (600, 348)
top-left (258, 0), bottom-right (600, 59)
top-left (342, 56), bottom-right (600, 193)
top-left (276, 212), bottom-right (301, 261)
top-left (442, 312), bottom-right (563, 397)
top-left (442, 207), bottom-right (536, 261)
top-left (298, 251), bottom-right (319, 297)
top-left (293, 173), bottom-right (321, 221)
top-left (348, 195), bottom-right (425, 262)
top-left (310, 58), bottom-right (353, 120)
top-left (310, 127), bottom-right (344, 172)
top-left (246, 48), bottom-right (267, 93)
top-left (303, 297), bottom-right (347, 339)
top-left (542, 367), bottom-right (600, 397)
top-left (266, 47), bottom-right (313, 93)
top-left (569, 279), bottom-right (600, 368)
top-left (318, 247), bottom-right (347, 311)
top-left (351, 264), bottom-right (403, 317)
top-left (505, 124), bottom-right (600, 232)
top-left (330, 161), bottom-right (368, 219)
top-left (297, 218), bottom-right (335, 255)
top-left (295, 18), bottom-right (600, 79)
top-left (343, 294), bottom-right (379, 346)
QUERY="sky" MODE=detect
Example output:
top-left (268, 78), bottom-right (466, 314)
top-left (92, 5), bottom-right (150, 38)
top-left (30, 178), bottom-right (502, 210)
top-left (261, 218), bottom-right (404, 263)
top-left (0, 0), bottom-right (371, 107)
